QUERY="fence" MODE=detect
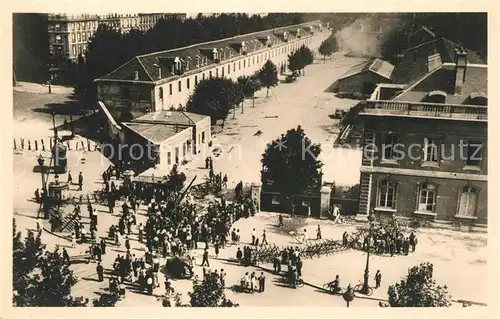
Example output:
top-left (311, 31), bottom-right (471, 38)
top-left (13, 137), bottom-right (100, 153)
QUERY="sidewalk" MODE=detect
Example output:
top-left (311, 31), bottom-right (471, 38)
top-left (14, 81), bottom-right (75, 95)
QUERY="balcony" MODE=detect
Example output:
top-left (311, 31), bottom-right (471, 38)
top-left (361, 100), bottom-right (487, 121)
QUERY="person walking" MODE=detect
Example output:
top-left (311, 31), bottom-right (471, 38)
top-left (214, 242), bottom-right (220, 258)
top-left (261, 230), bottom-right (268, 246)
top-left (96, 262), bottom-right (104, 282)
top-left (316, 225), bottom-right (322, 240)
top-left (71, 231), bottom-right (77, 248)
top-left (220, 269), bottom-right (226, 287)
top-left (375, 270), bottom-right (382, 288)
top-left (251, 228), bottom-right (256, 245)
top-left (236, 247), bottom-right (243, 265)
top-left (277, 214), bottom-right (284, 227)
top-left (62, 248), bottom-right (71, 264)
top-left (67, 170), bottom-right (73, 185)
top-left (78, 172), bottom-right (83, 191)
top-left (258, 272), bottom-right (266, 293)
top-left (201, 248), bottom-right (210, 267)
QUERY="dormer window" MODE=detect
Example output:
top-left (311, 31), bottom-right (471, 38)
top-left (196, 55), bottom-right (200, 67)
top-left (468, 92), bottom-right (487, 106)
top-left (283, 32), bottom-right (288, 42)
top-left (212, 48), bottom-right (219, 63)
top-left (426, 90), bottom-right (447, 103)
top-left (241, 41), bottom-right (247, 55)
top-left (204, 56), bottom-right (208, 66)
top-left (297, 29), bottom-right (301, 38)
top-left (174, 57), bottom-right (181, 71)
top-left (229, 50), bottom-right (233, 58)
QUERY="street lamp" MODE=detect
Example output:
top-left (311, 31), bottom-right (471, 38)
top-left (360, 212), bottom-right (376, 295)
top-left (37, 155), bottom-right (47, 219)
top-left (342, 283), bottom-right (355, 307)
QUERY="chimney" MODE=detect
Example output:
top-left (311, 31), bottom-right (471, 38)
top-left (454, 48), bottom-right (467, 95)
top-left (134, 70), bottom-right (139, 81)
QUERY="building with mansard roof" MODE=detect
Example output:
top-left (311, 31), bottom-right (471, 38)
top-left (94, 20), bottom-right (331, 119)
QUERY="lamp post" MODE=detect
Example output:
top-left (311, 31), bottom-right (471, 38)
top-left (37, 155), bottom-right (47, 219)
top-left (360, 212), bottom-right (376, 295)
top-left (342, 283), bottom-right (355, 307)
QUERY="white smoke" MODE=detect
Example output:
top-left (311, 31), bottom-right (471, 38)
top-left (335, 17), bottom-right (402, 58)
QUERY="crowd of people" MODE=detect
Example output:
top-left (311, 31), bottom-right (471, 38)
top-left (362, 224), bottom-right (418, 256)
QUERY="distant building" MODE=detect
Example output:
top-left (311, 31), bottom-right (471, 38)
top-left (95, 20), bottom-right (330, 119)
top-left (336, 58), bottom-right (395, 97)
top-left (46, 13), bottom-right (186, 83)
top-left (356, 49), bottom-right (487, 231)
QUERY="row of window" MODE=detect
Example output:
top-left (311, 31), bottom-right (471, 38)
top-left (377, 180), bottom-right (479, 217)
top-left (70, 32), bottom-right (92, 43)
top-left (71, 44), bottom-right (87, 57)
top-left (379, 133), bottom-right (483, 167)
top-left (165, 131), bottom-right (206, 165)
top-left (158, 38), bottom-right (313, 100)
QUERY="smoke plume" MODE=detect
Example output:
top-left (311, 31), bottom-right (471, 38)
top-left (335, 16), bottom-right (402, 58)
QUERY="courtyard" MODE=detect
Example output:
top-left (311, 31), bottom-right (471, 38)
top-left (12, 54), bottom-right (488, 308)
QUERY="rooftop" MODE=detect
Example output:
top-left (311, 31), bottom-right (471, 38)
top-left (96, 20), bottom-right (324, 83)
top-left (133, 110), bottom-right (209, 126)
top-left (121, 122), bottom-right (190, 144)
top-left (393, 63), bottom-right (487, 105)
top-left (338, 58), bottom-right (395, 81)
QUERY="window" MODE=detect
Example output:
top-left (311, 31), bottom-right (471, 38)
top-left (55, 35), bottom-right (62, 43)
top-left (55, 24), bottom-right (61, 31)
top-left (221, 66), bottom-right (224, 77)
top-left (178, 80), bottom-right (181, 92)
top-left (423, 137), bottom-right (439, 163)
top-left (201, 131), bottom-right (206, 143)
top-left (187, 78), bottom-right (190, 89)
top-left (159, 87), bottom-right (163, 100)
top-left (457, 186), bottom-right (477, 217)
top-left (194, 75), bottom-right (198, 85)
top-left (272, 196), bottom-right (280, 205)
top-left (202, 73), bottom-right (205, 80)
top-left (167, 152), bottom-right (172, 165)
top-left (209, 71), bottom-right (212, 78)
top-left (216, 68), bottom-right (219, 77)
top-left (169, 83), bottom-right (172, 95)
top-left (417, 183), bottom-right (436, 212)
top-left (465, 140), bottom-right (482, 167)
top-left (227, 64), bottom-right (230, 74)
top-left (238, 61), bottom-right (241, 70)
top-left (377, 179), bottom-right (397, 209)
top-left (233, 63), bottom-right (235, 72)
top-left (72, 45), bottom-right (76, 56)
top-left (72, 34), bottom-right (76, 42)
top-left (243, 60), bottom-right (246, 68)
top-left (382, 133), bottom-right (400, 161)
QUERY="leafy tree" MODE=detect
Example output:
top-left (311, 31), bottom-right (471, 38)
top-left (237, 74), bottom-right (261, 111)
top-left (297, 45), bottom-right (314, 75)
top-left (257, 60), bottom-right (279, 97)
top-left (167, 164), bottom-right (187, 192)
top-left (187, 77), bottom-right (241, 126)
top-left (287, 51), bottom-right (301, 75)
top-left (13, 219), bottom-right (85, 307)
top-left (387, 262), bottom-right (452, 307)
top-left (261, 126), bottom-right (323, 210)
top-left (318, 38), bottom-right (337, 62)
top-left (188, 272), bottom-right (238, 307)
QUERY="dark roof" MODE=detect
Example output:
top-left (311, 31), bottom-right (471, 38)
top-left (405, 37), bottom-right (485, 64)
top-left (339, 58), bottom-right (395, 80)
top-left (121, 122), bottom-right (190, 144)
top-left (97, 21), bottom-right (322, 83)
top-left (393, 63), bottom-right (487, 105)
top-left (409, 26), bottom-right (436, 39)
top-left (133, 110), bottom-right (209, 126)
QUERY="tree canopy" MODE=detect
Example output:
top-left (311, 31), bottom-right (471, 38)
top-left (188, 272), bottom-right (238, 307)
top-left (387, 262), bottom-right (452, 307)
top-left (318, 37), bottom-right (338, 62)
top-left (13, 219), bottom-right (86, 307)
top-left (186, 77), bottom-right (242, 126)
top-left (237, 74), bottom-right (261, 108)
top-left (257, 60), bottom-right (279, 97)
top-left (261, 125), bottom-right (323, 203)
top-left (287, 45), bottom-right (314, 75)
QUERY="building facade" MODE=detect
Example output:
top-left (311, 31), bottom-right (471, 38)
top-left (337, 58), bottom-right (395, 97)
top-left (47, 13), bottom-right (186, 82)
top-left (356, 50), bottom-right (487, 230)
top-left (95, 20), bottom-right (331, 118)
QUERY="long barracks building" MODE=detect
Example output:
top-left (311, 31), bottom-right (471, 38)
top-left (94, 20), bottom-right (331, 119)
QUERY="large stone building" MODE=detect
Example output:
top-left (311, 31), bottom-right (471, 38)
top-left (94, 20), bottom-right (331, 118)
top-left (47, 13), bottom-right (186, 82)
top-left (356, 49), bottom-right (487, 231)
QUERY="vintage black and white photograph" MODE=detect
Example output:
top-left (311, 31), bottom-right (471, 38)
top-left (10, 11), bottom-right (490, 309)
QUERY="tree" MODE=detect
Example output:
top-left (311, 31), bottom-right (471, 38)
top-left (166, 163), bottom-right (187, 192)
top-left (318, 38), bottom-right (336, 62)
top-left (287, 51), bottom-right (301, 75)
top-left (187, 77), bottom-right (241, 126)
top-left (257, 60), bottom-right (279, 98)
top-left (261, 126), bottom-right (323, 210)
top-left (237, 74), bottom-right (261, 111)
top-left (297, 45), bottom-right (314, 75)
top-left (13, 219), bottom-right (85, 307)
top-left (387, 262), bottom-right (452, 307)
top-left (188, 272), bottom-right (238, 307)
